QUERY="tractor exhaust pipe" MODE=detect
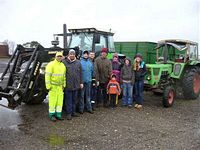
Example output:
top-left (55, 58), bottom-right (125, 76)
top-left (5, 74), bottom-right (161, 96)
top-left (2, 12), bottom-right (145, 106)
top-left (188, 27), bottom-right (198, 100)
top-left (63, 24), bottom-right (67, 48)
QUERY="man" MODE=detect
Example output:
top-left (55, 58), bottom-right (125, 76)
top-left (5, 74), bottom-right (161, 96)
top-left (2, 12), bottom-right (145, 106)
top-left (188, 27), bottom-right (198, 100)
top-left (89, 52), bottom-right (97, 110)
top-left (94, 48), bottom-right (112, 107)
top-left (79, 50), bottom-right (94, 114)
top-left (45, 51), bottom-right (66, 122)
top-left (63, 50), bottom-right (83, 120)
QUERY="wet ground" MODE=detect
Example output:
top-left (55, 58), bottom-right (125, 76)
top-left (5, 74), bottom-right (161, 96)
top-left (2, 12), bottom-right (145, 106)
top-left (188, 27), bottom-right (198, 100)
top-left (0, 58), bottom-right (200, 150)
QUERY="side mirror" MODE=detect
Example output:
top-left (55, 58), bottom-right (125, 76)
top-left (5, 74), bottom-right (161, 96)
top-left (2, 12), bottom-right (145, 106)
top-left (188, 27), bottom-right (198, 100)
top-left (94, 34), bottom-right (100, 44)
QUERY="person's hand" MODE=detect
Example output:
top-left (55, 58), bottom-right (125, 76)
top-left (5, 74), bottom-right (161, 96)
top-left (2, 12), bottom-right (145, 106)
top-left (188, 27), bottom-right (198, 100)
top-left (80, 84), bottom-right (84, 89)
top-left (96, 81), bottom-right (99, 86)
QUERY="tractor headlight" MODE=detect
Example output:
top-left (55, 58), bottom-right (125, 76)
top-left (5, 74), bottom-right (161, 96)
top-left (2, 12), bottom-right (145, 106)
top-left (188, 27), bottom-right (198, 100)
top-left (147, 75), bottom-right (151, 80)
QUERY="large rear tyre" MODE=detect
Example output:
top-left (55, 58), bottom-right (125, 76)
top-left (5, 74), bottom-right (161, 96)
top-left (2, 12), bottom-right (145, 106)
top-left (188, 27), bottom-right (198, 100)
top-left (24, 74), bottom-right (47, 105)
top-left (182, 67), bottom-right (200, 99)
top-left (163, 86), bottom-right (175, 107)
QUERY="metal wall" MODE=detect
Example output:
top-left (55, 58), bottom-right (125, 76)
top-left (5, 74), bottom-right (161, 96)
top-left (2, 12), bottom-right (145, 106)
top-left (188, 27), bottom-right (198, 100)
top-left (0, 44), bottom-right (9, 58)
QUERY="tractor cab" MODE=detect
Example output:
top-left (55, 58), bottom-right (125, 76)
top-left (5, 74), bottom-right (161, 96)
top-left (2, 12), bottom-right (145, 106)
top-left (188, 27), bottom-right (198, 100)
top-left (54, 24), bottom-right (125, 60)
top-left (155, 39), bottom-right (198, 64)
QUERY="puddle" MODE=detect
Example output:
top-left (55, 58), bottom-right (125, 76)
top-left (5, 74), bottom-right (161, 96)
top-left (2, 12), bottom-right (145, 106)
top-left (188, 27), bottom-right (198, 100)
top-left (0, 98), bottom-right (21, 131)
top-left (48, 134), bottom-right (64, 146)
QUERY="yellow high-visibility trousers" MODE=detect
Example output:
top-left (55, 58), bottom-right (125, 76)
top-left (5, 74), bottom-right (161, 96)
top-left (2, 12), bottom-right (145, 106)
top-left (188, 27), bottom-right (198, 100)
top-left (48, 85), bottom-right (64, 118)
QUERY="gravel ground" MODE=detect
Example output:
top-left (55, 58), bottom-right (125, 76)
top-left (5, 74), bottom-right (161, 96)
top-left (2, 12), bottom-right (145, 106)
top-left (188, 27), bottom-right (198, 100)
top-left (0, 58), bottom-right (200, 150)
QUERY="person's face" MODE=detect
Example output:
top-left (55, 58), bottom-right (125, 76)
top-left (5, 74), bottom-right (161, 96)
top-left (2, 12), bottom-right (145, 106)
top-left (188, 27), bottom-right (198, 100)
top-left (56, 55), bottom-right (63, 62)
top-left (83, 53), bottom-right (89, 59)
top-left (136, 57), bottom-right (141, 62)
top-left (69, 53), bottom-right (75, 60)
top-left (125, 59), bottom-right (129, 65)
top-left (113, 57), bottom-right (118, 62)
top-left (89, 52), bottom-right (95, 59)
top-left (101, 52), bottom-right (107, 58)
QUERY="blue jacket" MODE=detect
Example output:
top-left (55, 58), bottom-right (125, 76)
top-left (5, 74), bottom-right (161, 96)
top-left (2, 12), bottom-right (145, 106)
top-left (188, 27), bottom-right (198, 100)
top-left (80, 58), bottom-right (93, 83)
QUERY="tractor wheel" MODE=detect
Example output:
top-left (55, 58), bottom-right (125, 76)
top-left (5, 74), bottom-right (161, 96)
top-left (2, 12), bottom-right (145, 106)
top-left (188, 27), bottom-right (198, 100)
top-left (25, 74), bottom-right (47, 105)
top-left (163, 86), bottom-right (175, 107)
top-left (182, 67), bottom-right (200, 99)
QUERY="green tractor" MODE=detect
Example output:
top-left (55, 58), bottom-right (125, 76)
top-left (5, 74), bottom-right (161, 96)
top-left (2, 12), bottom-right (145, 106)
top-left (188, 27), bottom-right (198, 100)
top-left (145, 39), bottom-right (200, 107)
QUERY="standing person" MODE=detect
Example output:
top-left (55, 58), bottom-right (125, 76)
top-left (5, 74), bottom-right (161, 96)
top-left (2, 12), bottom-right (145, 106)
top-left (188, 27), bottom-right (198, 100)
top-left (133, 53), bottom-right (146, 109)
top-left (107, 74), bottom-right (121, 108)
top-left (94, 48), bottom-right (112, 107)
top-left (120, 57), bottom-right (135, 107)
top-left (111, 53), bottom-right (121, 83)
top-left (45, 52), bottom-right (66, 122)
top-left (79, 50), bottom-right (94, 114)
top-left (63, 50), bottom-right (83, 120)
top-left (89, 51), bottom-right (97, 110)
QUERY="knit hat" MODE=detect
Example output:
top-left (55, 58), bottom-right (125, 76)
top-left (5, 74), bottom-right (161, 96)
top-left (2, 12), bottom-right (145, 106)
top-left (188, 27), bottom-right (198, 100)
top-left (101, 48), bottom-right (108, 53)
top-left (134, 53), bottom-right (142, 59)
top-left (69, 49), bottom-right (76, 55)
top-left (111, 74), bottom-right (116, 78)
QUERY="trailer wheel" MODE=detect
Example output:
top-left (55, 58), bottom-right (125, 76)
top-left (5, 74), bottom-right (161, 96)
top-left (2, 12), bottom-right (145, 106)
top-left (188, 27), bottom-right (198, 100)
top-left (163, 86), bottom-right (175, 107)
top-left (182, 67), bottom-right (200, 99)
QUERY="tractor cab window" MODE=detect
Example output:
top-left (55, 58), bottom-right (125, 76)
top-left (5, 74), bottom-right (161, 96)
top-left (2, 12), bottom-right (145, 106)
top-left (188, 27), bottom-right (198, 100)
top-left (108, 36), bottom-right (115, 52)
top-left (94, 35), bottom-right (106, 53)
top-left (189, 45), bottom-right (198, 60)
top-left (69, 33), bottom-right (93, 51)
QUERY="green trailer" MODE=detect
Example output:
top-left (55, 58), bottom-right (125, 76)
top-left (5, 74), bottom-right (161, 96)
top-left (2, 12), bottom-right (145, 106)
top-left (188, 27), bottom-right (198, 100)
top-left (114, 41), bottom-right (157, 63)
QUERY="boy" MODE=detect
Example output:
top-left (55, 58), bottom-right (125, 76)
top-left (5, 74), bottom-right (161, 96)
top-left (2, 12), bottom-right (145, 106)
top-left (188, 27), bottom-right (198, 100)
top-left (107, 74), bottom-right (121, 108)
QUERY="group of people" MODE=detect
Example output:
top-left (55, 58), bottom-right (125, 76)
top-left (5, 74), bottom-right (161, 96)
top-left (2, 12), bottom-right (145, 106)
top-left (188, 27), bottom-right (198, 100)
top-left (45, 48), bottom-right (146, 122)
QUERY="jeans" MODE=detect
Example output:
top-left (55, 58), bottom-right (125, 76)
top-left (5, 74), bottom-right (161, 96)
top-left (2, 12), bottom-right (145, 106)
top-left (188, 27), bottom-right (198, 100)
top-left (97, 83), bottom-right (108, 106)
top-left (122, 82), bottom-right (133, 106)
top-left (64, 89), bottom-right (78, 115)
top-left (79, 82), bottom-right (92, 112)
top-left (134, 80), bottom-right (144, 105)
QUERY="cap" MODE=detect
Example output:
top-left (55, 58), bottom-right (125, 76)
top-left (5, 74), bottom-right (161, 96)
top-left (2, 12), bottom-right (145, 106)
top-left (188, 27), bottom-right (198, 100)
top-left (101, 48), bottom-right (108, 53)
top-left (69, 49), bottom-right (76, 55)
top-left (55, 51), bottom-right (63, 57)
top-left (83, 50), bottom-right (89, 55)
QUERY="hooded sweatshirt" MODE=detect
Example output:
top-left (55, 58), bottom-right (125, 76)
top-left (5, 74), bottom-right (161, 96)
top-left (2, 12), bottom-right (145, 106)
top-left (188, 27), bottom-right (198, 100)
top-left (120, 58), bottom-right (135, 84)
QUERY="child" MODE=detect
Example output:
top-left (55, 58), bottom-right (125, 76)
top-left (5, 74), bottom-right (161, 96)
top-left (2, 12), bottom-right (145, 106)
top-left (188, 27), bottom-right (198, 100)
top-left (107, 74), bottom-right (121, 108)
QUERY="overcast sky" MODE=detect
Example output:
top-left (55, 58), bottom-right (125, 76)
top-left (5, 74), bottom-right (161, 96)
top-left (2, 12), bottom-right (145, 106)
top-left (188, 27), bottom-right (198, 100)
top-left (0, 0), bottom-right (199, 47)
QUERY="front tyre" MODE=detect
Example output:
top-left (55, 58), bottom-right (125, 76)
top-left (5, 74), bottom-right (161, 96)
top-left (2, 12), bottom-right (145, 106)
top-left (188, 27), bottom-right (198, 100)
top-left (163, 86), bottom-right (175, 107)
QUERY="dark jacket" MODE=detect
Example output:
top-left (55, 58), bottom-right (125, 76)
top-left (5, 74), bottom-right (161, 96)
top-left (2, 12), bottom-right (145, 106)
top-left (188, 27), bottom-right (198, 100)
top-left (120, 58), bottom-right (135, 84)
top-left (63, 57), bottom-right (82, 90)
top-left (134, 61), bottom-right (146, 81)
top-left (94, 56), bottom-right (112, 84)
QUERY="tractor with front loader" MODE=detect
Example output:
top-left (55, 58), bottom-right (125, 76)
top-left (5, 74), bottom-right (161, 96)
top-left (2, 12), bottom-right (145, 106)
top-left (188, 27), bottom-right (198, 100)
top-left (0, 24), bottom-right (124, 109)
top-left (145, 39), bottom-right (200, 107)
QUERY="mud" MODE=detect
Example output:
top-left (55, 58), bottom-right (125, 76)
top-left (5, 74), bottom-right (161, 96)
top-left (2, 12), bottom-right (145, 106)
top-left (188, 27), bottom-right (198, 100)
top-left (0, 58), bottom-right (200, 150)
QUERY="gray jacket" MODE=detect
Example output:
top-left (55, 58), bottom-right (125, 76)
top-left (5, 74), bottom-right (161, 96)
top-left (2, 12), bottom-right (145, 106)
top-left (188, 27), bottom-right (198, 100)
top-left (120, 58), bottom-right (135, 84)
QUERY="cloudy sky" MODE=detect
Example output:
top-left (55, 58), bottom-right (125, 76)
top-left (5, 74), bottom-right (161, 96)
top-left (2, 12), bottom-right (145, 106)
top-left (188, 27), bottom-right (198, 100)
top-left (0, 0), bottom-right (199, 47)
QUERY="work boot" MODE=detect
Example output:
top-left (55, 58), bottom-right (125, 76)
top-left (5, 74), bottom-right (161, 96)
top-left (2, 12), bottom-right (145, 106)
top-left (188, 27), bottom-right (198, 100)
top-left (79, 111), bottom-right (83, 114)
top-left (72, 113), bottom-right (79, 117)
top-left (66, 114), bottom-right (72, 120)
top-left (50, 116), bottom-right (57, 122)
top-left (88, 110), bottom-right (94, 114)
top-left (56, 117), bottom-right (64, 121)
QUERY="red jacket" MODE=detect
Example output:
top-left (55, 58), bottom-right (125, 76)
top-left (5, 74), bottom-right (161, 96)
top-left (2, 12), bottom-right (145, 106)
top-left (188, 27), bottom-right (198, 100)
top-left (107, 79), bottom-right (121, 95)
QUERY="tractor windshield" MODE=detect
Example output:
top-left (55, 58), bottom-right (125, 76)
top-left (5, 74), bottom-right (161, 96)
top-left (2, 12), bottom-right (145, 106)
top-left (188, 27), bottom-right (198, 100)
top-left (69, 33), bottom-right (93, 51)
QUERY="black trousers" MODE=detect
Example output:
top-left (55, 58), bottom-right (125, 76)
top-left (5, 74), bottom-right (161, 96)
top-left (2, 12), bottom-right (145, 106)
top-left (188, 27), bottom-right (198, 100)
top-left (109, 94), bottom-right (117, 107)
top-left (97, 83), bottom-right (108, 106)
